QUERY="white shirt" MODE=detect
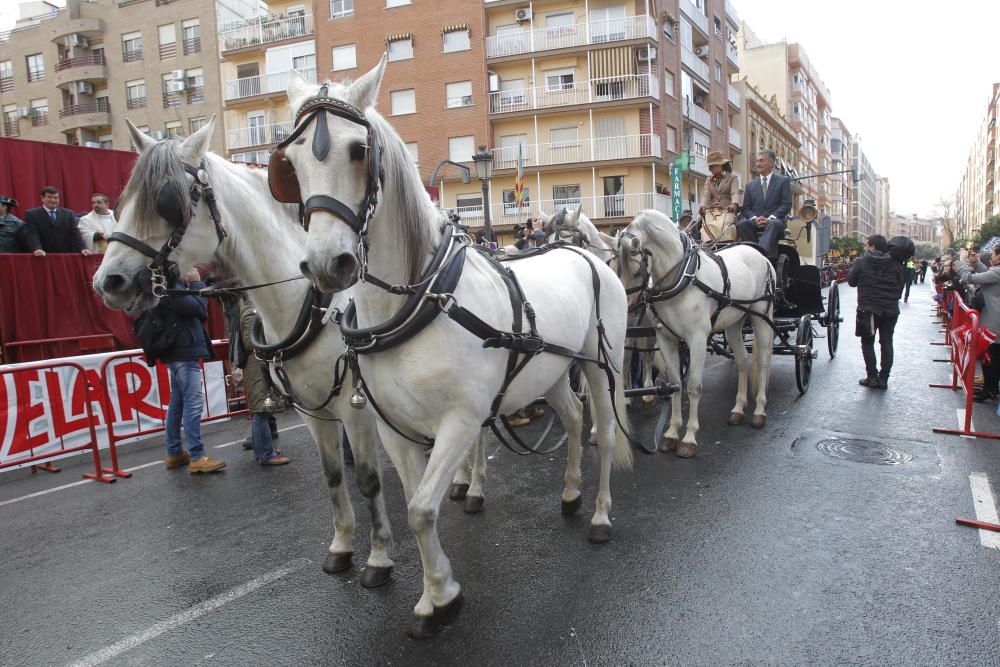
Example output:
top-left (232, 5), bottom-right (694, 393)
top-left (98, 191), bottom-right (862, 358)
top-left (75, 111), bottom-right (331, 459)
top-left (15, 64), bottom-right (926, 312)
top-left (78, 210), bottom-right (116, 251)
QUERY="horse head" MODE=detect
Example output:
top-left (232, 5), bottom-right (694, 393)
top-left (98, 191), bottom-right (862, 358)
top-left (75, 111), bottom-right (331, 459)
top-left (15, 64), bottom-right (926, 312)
top-left (616, 209), bottom-right (683, 294)
top-left (93, 116), bottom-right (220, 313)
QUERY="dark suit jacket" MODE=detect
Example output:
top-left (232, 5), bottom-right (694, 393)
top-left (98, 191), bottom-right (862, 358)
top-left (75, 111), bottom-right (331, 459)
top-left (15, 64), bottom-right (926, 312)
top-left (22, 206), bottom-right (85, 253)
top-left (740, 173), bottom-right (792, 222)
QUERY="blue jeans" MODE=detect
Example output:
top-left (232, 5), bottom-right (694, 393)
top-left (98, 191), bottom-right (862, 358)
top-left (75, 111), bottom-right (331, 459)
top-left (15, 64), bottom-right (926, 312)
top-left (165, 360), bottom-right (205, 460)
top-left (251, 412), bottom-right (279, 463)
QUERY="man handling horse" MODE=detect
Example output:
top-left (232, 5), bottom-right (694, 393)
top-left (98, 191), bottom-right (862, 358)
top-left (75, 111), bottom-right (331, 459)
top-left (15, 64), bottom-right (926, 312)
top-left (698, 150), bottom-right (742, 243)
top-left (737, 149), bottom-right (792, 259)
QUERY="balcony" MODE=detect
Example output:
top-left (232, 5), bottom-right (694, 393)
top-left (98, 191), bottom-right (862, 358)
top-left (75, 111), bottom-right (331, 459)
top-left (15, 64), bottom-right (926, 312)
top-left (159, 43), bottom-right (177, 59)
top-left (491, 133), bottom-right (661, 170)
top-left (183, 37), bottom-right (201, 55)
top-left (684, 99), bottom-right (711, 131)
top-left (58, 99), bottom-right (111, 131)
top-left (53, 53), bottom-right (108, 87)
top-left (725, 0), bottom-right (739, 25)
top-left (126, 96), bottom-right (147, 110)
top-left (452, 192), bottom-right (671, 227)
top-left (220, 14), bottom-right (314, 53)
top-left (224, 67), bottom-right (316, 102)
top-left (485, 14), bottom-right (656, 59)
top-left (489, 74), bottom-right (659, 114)
top-left (728, 126), bottom-right (742, 151)
top-left (31, 112), bottom-right (48, 127)
top-left (3, 119), bottom-right (19, 137)
top-left (122, 48), bottom-right (142, 63)
top-left (679, 0), bottom-right (709, 35)
top-left (228, 121), bottom-right (293, 151)
top-left (49, 17), bottom-right (104, 43)
top-left (0, 77), bottom-right (13, 93)
top-left (680, 47), bottom-right (710, 82)
top-left (726, 84), bottom-right (741, 109)
top-left (726, 42), bottom-right (738, 68)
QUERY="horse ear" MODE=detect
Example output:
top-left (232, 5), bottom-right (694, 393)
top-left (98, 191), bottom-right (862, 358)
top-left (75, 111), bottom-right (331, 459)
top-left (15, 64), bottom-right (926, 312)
top-left (287, 70), bottom-right (314, 107)
top-left (126, 118), bottom-right (156, 154)
top-left (537, 211), bottom-right (552, 224)
top-left (566, 205), bottom-right (582, 225)
top-left (179, 114), bottom-right (216, 161)
top-left (349, 54), bottom-right (387, 110)
top-left (597, 231), bottom-right (617, 246)
top-left (629, 236), bottom-right (641, 252)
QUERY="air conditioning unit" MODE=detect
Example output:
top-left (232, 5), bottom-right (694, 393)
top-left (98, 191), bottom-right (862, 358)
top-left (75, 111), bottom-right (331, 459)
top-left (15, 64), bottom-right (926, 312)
top-left (637, 46), bottom-right (657, 62)
top-left (514, 7), bottom-right (532, 22)
top-left (70, 34), bottom-right (89, 48)
top-left (170, 69), bottom-right (185, 80)
top-left (76, 81), bottom-right (94, 95)
top-left (488, 73), bottom-right (499, 92)
top-left (165, 79), bottom-right (186, 93)
top-left (153, 130), bottom-right (165, 140)
top-left (84, 141), bottom-right (101, 148)
top-left (693, 45), bottom-right (709, 58)
top-left (461, 95), bottom-right (473, 106)
top-left (17, 106), bottom-right (31, 118)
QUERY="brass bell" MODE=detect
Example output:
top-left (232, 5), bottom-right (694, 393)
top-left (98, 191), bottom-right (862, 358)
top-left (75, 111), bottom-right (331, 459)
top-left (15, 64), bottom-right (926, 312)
top-left (262, 394), bottom-right (281, 412)
top-left (350, 389), bottom-right (367, 410)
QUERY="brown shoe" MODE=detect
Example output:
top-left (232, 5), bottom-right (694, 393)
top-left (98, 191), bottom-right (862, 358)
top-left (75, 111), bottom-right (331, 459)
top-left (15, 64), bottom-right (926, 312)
top-left (261, 453), bottom-right (290, 466)
top-left (506, 416), bottom-right (531, 427)
top-left (528, 406), bottom-right (545, 419)
top-left (165, 451), bottom-right (191, 469)
top-left (189, 455), bottom-right (226, 474)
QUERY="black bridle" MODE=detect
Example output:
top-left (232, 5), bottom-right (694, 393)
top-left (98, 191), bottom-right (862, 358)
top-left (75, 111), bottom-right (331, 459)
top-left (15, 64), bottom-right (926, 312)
top-left (108, 160), bottom-right (227, 296)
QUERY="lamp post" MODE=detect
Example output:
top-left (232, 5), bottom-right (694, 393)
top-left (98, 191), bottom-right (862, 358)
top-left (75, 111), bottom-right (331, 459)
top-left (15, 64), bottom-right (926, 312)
top-left (472, 144), bottom-right (494, 243)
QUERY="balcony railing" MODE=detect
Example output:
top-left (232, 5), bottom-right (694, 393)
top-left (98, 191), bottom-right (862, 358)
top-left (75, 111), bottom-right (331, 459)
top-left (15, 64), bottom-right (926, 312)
top-left (27, 69), bottom-right (45, 82)
top-left (727, 84), bottom-right (741, 109)
top-left (55, 53), bottom-right (106, 71)
top-left (679, 0), bottom-right (709, 34)
top-left (123, 48), bottom-right (142, 63)
top-left (451, 192), bottom-right (671, 227)
top-left (231, 149), bottom-right (272, 165)
top-left (227, 121), bottom-right (293, 150)
top-left (59, 99), bottom-right (110, 117)
top-left (680, 47), bottom-right (710, 82)
top-left (186, 86), bottom-right (205, 104)
top-left (684, 99), bottom-right (711, 130)
top-left (491, 133), bottom-right (661, 170)
top-left (31, 112), bottom-right (48, 126)
top-left (163, 91), bottom-right (182, 109)
top-left (485, 14), bottom-right (656, 58)
top-left (0, 77), bottom-right (13, 93)
top-left (224, 67), bottom-right (316, 101)
top-left (159, 43), bottom-right (177, 59)
top-left (728, 126), bottom-right (742, 150)
top-left (3, 120), bottom-right (19, 136)
top-left (126, 96), bottom-right (146, 110)
top-left (220, 13), bottom-right (314, 52)
top-left (489, 74), bottom-right (659, 114)
top-left (726, 42), bottom-right (738, 68)
top-left (183, 37), bottom-right (201, 55)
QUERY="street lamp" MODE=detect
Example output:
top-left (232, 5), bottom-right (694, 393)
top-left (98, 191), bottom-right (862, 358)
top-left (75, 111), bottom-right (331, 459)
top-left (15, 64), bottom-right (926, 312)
top-left (472, 145), bottom-right (494, 243)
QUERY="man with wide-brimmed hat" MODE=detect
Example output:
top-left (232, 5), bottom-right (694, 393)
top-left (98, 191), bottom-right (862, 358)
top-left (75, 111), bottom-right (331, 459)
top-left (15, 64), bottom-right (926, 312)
top-left (698, 150), bottom-right (742, 243)
top-left (0, 195), bottom-right (26, 253)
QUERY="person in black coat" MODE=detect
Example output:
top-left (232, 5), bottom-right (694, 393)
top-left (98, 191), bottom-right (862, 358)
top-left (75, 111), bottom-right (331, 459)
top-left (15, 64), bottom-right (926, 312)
top-left (21, 186), bottom-right (90, 255)
top-left (847, 234), bottom-right (904, 389)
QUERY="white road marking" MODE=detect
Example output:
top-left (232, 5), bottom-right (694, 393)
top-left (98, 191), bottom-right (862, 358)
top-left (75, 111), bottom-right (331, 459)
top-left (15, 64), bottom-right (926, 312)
top-left (67, 558), bottom-right (309, 667)
top-left (0, 425), bottom-right (306, 507)
top-left (957, 409), bottom-right (976, 439)
top-left (969, 472), bottom-right (1000, 550)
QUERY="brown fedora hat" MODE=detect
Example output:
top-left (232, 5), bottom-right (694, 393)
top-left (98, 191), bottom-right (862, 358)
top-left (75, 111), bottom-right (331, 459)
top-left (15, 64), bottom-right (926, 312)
top-left (706, 150), bottom-right (730, 167)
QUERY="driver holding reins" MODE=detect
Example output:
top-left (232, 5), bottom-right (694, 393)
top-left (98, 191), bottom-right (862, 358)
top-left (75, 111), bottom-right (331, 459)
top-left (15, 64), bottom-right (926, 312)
top-left (698, 151), bottom-right (742, 243)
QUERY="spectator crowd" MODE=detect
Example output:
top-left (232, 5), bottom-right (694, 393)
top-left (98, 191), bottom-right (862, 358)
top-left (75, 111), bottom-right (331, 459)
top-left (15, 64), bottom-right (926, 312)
top-left (0, 186), bottom-right (117, 256)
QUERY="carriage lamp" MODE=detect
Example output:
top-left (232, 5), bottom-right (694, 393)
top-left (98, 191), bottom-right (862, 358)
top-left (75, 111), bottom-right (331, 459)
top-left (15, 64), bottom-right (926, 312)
top-left (472, 145), bottom-right (495, 243)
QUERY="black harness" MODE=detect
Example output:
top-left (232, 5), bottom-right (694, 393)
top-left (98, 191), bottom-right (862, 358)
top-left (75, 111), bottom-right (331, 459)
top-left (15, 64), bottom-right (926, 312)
top-left (108, 160), bottom-right (228, 296)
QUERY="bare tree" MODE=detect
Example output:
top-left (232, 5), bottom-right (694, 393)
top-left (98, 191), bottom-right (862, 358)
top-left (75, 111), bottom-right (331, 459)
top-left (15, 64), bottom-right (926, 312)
top-left (936, 196), bottom-right (956, 246)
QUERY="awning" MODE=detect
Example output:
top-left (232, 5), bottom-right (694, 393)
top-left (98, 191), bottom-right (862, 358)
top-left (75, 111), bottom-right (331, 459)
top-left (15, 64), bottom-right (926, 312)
top-left (591, 47), bottom-right (635, 82)
top-left (442, 23), bottom-right (469, 34)
top-left (385, 32), bottom-right (412, 43)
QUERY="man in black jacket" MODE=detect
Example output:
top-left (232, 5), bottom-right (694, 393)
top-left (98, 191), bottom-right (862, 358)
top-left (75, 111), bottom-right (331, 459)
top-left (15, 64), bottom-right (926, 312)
top-left (161, 268), bottom-right (226, 473)
top-left (22, 186), bottom-right (90, 255)
top-left (847, 234), bottom-right (903, 389)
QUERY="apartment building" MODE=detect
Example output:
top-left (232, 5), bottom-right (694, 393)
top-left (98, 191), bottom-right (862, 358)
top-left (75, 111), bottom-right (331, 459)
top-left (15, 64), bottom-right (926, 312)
top-left (956, 82), bottom-right (1000, 241)
top-left (216, 2), bottom-right (317, 165)
top-left (888, 213), bottom-right (939, 244)
top-left (850, 138), bottom-right (877, 239)
top-left (828, 116), bottom-right (851, 238)
top-left (874, 175), bottom-right (890, 238)
top-left (0, 0), bottom-right (222, 152)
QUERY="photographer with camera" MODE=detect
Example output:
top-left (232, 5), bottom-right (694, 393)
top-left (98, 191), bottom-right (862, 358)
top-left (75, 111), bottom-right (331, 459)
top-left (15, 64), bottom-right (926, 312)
top-left (513, 217), bottom-right (546, 251)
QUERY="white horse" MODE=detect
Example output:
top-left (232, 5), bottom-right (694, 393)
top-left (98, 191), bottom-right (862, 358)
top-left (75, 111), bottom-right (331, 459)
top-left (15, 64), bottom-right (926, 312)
top-left (282, 60), bottom-right (633, 638)
top-left (616, 209), bottom-right (775, 457)
top-left (91, 118), bottom-right (398, 587)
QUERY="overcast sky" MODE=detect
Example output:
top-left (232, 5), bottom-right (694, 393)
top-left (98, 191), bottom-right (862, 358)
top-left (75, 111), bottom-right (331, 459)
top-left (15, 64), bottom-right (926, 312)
top-left (735, 0), bottom-right (1000, 218)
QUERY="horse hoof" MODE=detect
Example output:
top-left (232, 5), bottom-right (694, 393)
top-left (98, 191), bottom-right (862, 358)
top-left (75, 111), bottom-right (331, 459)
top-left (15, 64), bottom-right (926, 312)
top-left (676, 443), bottom-right (697, 458)
top-left (588, 524), bottom-right (612, 544)
top-left (728, 412), bottom-right (745, 425)
top-left (448, 483), bottom-right (469, 500)
top-left (561, 495), bottom-right (582, 516)
top-left (463, 495), bottom-right (484, 514)
top-left (751, 415), bottom-right (767, 429)
top-left (659, 437), bottom-right (679, 453)
top-left (359, 565), bottom-right (393, 588)
top-left (407, 593), bottom-right (464, 639)
top-left (322, 551), bottom-right (353, 574)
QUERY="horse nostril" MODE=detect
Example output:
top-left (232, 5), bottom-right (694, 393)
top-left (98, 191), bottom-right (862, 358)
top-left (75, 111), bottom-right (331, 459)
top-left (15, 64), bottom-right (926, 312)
top-left (329, 253), bottom-right (358, 285)
top-left (102, 273), bottom-right (129, 295)
top-left (299, 260), bottom-right (315, 282)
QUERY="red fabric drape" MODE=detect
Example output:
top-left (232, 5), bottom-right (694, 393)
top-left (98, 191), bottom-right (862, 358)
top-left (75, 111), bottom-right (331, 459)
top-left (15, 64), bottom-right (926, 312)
top-left (0, 137), bottom-right (137, 213)
top-left (0, 254), bottom-right (227, 363)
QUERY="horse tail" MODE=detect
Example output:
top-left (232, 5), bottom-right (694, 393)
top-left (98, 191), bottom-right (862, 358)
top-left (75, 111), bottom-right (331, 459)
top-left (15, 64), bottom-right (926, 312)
top-left (612, 370), bottom-right (634, 471)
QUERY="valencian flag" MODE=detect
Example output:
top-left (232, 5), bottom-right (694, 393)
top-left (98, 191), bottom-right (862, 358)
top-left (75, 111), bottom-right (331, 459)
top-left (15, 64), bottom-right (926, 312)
top-left (514, 142), bottom-right (525, 207)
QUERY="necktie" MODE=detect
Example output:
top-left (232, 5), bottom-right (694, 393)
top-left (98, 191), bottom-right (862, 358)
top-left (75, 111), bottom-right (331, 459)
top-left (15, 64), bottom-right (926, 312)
top-left (761, 176), bottom-right (769, 197)
top-left (48, 209), bottom-right (56, 223)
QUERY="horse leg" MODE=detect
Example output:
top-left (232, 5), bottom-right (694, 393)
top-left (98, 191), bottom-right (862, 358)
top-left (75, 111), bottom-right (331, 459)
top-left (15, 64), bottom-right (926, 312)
top-left (750, 314), bottom-right (774, 429)
top-left (641, 345), bottom-right (656, 407)
top-left (343, 411), bottom-right (395, 588)
top-left (448, 444), bottom-right (473, 501)
top-left (303, 416), bottom-right (356, 575)
top-left (406, 415), bottom-right (479, 639)
top-left (657, 338), bottom-right (684, 453)
top-left (463, 429), bottom-right (487, 514)
top-left (545, 376), bottom-right (584, 515)
top-left (678, 336), bottom-right (707, 458)
top-left (725, 322), bottom-right (751, 425)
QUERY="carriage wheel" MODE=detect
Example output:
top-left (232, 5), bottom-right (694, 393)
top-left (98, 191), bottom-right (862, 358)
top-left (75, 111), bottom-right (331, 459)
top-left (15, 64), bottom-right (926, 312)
top-left (826, 282), bottom-right (841, 359)
top-left (795, 315), bottom-right (813, 395)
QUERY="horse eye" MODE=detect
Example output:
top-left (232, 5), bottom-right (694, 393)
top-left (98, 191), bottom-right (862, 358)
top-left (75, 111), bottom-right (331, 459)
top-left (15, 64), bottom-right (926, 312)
top-left (294, 138), bottom-right (306, 145)
top-left (349, 141), bottom-right (366, 162)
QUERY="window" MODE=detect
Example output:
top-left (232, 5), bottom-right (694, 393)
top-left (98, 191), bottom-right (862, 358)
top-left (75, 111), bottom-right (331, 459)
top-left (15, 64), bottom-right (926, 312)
top-left (666, 125), bottom-right (677, 152)
top-left (449, 135), bottom-right (475, 162)
top-left (502, 187), bottom-right (530, 213)
top-left (26, 53), bottom-right (44, 82)
top-left (186, 68), bottom-right (204, 89)
top-left (3, 106), bottom-right (18, 137)
top-left (545, 68), bottom-right (574, 92)
top-left (716, 107), bottom-right (723, 128)
top-left (663, 19), bottom-right (675, 41)
top-left (99, 134), bottom-right (113, 149)
top-left (126, 79), bottom-right (146, 109)
top-left (390, 89), bottom-right (416, 115)
top-left (498, 134), bottom-right (527, 167)
top-left (443, 29), bottom-right (470, 53)
top-left (332, 44), bottom-right (356, 71)
top-left (715, 61), bottom-right (722, 82)
top-left (0, 61), bottom-right (11, 79)
top-left (546, 11), bottom-right (574, 29)
top-left (498, 79), bottom-right (526, 109)
top-left (664, 68), bottom-right (675, 97)
top-left (386, 0), bottom-right (410, 6)
top-left (182, 19), bottom-right (201, 54)
top-left (122, 32), bottom-right (142, 62)
top-left (713, 16), bottom-right (723, 37)
top-left (387, 38), bottom-right (413, 61)
top-left (158, 24), bottom-right (176, 58)
top-left (445, 81), bottom-right (472, 108)
top-left (331, 0), bottom-right (354, 18)
top-left (455, 193), bottom-right (483, 218)
top-left (165, 121), bottom-right (182, 138)
top-left (552, 184), bottom-right (581, 209)
top-left (162, 73), bottom-right (182, 108)
top-left (405, 142), bottom-right (419, 165)
top-left (550, 126), bottom-right (579, 145)
top-left (189, 117), bottom-right (206, 133)
top-left (30, 98), bottom-right (48, 126)
top-left (293, 53), bottom-right (316, 75)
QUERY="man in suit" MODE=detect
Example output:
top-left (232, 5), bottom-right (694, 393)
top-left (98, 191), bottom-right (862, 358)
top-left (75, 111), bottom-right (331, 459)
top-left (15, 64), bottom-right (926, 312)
top-left (22, 186), bottom-right (90, 256)
top-left (737, 149), bottom-right (793, 258)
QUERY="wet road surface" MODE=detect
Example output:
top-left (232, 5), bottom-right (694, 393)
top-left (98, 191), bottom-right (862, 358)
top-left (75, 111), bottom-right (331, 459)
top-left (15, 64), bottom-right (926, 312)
top-left (1, 281), bottom-right (998, 665)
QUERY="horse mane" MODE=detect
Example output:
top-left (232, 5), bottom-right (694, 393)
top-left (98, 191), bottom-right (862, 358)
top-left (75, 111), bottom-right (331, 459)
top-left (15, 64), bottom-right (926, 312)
top-left (118, 139), bottom-right (191, 237)
top-left (630, 208), bottom-right (678, 243)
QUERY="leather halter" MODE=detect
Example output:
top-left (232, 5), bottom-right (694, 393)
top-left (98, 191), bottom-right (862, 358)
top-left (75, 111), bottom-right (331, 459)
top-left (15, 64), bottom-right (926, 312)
top-left (108, 160), bottom-right (228, 296)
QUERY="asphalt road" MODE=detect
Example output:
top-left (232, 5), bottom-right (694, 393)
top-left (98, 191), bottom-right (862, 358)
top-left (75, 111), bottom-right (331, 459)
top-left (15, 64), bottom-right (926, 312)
top-left (1, 280), bottom-right (998, 666)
